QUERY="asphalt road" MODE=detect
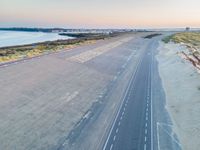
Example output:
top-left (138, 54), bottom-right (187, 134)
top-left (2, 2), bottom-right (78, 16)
top-left (0, 33), bottom-right (180, 150)
top-left (0, 33), bottom-right (145, 150)
top-left (103, 37), bottom-right (154, 150)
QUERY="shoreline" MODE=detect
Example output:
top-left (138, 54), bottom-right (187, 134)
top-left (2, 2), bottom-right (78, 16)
top-left (0, 32), bottom-right (123, 64)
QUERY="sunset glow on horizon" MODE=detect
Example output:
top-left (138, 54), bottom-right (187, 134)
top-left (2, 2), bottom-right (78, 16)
top-left (1, 0), bottom-right (200, 28)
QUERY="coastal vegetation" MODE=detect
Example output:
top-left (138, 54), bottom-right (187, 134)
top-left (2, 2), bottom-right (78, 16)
top-left (163, 32), bottom-right (200, 71)
top-left (143, 33), bottom-right (162, 39)
top-left (0, 32), bottom-right (122, 63)
top-left (162, 32), bottom-right (200, 45)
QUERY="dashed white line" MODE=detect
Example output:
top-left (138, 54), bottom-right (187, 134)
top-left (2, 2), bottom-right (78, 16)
top-left (145, 129), bottom-right (148, 134)
top-left (146, 116), bottom-right (148, 121)
top-left (144, 143), bottom-right (147, 150)
top-left (145, 123), bottom-right (148, 127)
top-left (116, 128), bottom-right (119, 133)
top-left (145, 136), bottom-right (147, 142)
top-left (113, 135), bottom-right (116, 141)
top-left (118, 122), bottom-right (121, 126)
top-left (122, 111), bottom-right (125, 116)
top-left (110, 144), bottom-right (113, 150)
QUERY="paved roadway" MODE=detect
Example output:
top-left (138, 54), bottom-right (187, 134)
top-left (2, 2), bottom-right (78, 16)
top-left (0, 33), bottom-right (146, 150)
top-left (0, 33), bottom-right (181, 150)
top-left (103, 37), bottom-right (154, 150)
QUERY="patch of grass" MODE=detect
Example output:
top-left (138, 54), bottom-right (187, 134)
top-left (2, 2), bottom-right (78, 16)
top-left (162, 35), bottom-right (174, 43)
top-left (144, 33), bottom-right (162, 39)
top-left (163, 32), bottom-right (200, 46)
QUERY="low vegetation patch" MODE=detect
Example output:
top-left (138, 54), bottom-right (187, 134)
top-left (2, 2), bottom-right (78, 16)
top-left (0, 32), bottom-right (121, 63)
top-left (163, 32), bottom-right (200, 71)
top-left (144, 33), bottom-right (162, 39)
top-left (162, 32), bottom-right (200, 45)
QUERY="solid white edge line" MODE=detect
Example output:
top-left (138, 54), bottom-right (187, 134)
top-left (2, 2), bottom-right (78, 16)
top-left (150, 44), bottom-right (154, 150)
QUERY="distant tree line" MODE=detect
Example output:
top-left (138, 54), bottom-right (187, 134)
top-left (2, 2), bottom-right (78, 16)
top-left (0, 27), bottom-right (69, 32)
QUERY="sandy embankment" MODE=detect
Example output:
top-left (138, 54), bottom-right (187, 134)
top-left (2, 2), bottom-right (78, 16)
top-left (156, 42), bottom-right (200, 150)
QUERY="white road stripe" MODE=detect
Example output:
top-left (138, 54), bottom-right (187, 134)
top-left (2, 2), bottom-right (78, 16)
top-left (144, 144), bottom-right (147, 150)
top-left (145, 129), bottom-right (148, 134)
top-left (116, 128), bottom-right (119, 133)
top-left (110, 144), bottom-right (113, 150)
top-left (113, 135), bottom-right (116, 141)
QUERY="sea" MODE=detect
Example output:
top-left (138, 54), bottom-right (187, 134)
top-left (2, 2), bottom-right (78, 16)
top-left (0, 31), bottom-right (73, 47)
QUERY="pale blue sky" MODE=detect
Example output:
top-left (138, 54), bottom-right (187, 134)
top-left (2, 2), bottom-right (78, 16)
top-left (0, 0), bottom-right (200, 28)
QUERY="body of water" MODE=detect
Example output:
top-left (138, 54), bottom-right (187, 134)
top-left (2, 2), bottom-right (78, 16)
top-left (0, 31), bottom-right (73, 47)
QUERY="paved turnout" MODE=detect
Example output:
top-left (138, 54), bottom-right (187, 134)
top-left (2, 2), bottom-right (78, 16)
top-left (103, 39), bottom-right (155, 150)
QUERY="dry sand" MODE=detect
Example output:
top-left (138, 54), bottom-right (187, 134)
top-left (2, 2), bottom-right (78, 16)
top-left (156, 42), bottom-right (200, 150)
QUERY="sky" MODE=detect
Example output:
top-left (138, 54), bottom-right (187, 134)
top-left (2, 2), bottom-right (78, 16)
top-left (0, 0), bottom-right (200, 28)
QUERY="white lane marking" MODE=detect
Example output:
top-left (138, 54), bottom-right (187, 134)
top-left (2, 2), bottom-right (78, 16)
top-left (145, 123), bottom-right (148, 127)
top-left (113, 135), bottom-right (116, 141)
top-left (123, 107), bottom-right (126, 111)
top-left (150, 56), bottom-right (153, 150)
top-left (146, 116), bottom-right (148, 121)
top-left (120, 116), bottom-right (123, 120)
top-left (145, 136), bottom-right (147, 142)
top-left (122, 111), bottom-right (125, 116)
top-left (118, 122), bottom-right (121, 126)
top-left (116, 128), bottom-right (119, 133)
top-left (145, 129), bottom-right (148, 134)
top-left (144, 143), bottom-right (147, 150)
top-left (157, 122), bottom-right (182, 149)
top-left (110, 144), bottom-right (113, 150)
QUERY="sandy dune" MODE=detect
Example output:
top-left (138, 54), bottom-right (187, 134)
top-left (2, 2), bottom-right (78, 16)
top-left (157, 42), bottom-right (200, 150)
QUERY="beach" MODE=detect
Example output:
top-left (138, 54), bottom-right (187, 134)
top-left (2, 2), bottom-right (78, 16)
top-left (157, 42), bottom-right (200, 150)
